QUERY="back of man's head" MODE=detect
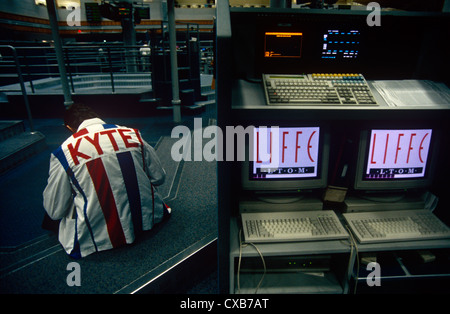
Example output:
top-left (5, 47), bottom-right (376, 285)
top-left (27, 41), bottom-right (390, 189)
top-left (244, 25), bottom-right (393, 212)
top-left (64, 103), bottom-right (99, 131)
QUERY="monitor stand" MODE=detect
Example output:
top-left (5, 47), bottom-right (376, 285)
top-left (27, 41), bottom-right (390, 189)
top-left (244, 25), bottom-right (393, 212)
top-left (344, 191), bottom-right (427, 213)
top-left (239, 192), bottom-right (324, 213)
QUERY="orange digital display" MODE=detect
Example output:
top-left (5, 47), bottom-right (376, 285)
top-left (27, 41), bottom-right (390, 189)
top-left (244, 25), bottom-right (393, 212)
top-left (264, 32), bottom-right (303, 58)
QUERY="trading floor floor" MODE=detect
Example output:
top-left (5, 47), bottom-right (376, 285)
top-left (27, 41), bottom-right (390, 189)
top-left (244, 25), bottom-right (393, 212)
top-left (0, 108), bottom-right (218, 294)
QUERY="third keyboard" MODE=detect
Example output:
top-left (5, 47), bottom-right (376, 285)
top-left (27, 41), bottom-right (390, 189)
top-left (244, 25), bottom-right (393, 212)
top-left (343, 210), bottom-right (450, 244)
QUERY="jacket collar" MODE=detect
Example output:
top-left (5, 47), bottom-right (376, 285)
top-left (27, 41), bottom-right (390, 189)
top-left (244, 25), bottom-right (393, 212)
top-left (77, 118), bottom-right (106, 131)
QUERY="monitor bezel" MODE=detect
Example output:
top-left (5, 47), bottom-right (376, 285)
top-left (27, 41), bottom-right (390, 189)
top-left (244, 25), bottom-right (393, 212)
top-left (241, 125), bottom-right (330, 192)
top-left (354, 127), bottom-right (440, 191)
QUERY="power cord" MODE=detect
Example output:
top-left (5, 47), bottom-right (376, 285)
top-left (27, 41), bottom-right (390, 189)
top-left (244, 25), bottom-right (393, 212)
top-left (237, 229), bottom-right (267, 294)
top-left (345, 225), bottom-right (360, 294)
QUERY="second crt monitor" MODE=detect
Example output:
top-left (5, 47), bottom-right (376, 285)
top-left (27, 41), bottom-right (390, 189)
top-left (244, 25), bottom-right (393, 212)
top-left (346, 126), bottom-right (440, 212)
top-left (241, 125), bottom-right (330, 193)
top-left (354, 128), bottom-right (438, 191)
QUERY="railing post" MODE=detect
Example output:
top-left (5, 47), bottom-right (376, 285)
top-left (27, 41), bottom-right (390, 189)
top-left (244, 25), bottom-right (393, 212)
top-left (64, 47), bottom-right (75, 94)
top-left (167, 0), bottom-right (181, 123)
top-left (107, 47), bottom-right (115, 93)
top-left (46, 0), bottom-right (73, 109)
top-left (22, 54), bottom-right (35, 94)
top-left (1, 45), bottom-right (35, 132)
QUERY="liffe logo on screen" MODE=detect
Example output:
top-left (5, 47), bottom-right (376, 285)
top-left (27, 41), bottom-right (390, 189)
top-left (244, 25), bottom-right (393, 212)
top-left (366, 129), bottom-right (432, 179)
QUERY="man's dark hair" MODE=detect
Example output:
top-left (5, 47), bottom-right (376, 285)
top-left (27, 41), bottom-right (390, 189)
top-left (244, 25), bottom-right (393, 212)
top-left (64, 103), bottom-right (99, 130)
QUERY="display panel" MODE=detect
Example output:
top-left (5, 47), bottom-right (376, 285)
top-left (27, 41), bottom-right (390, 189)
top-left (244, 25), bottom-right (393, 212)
top-left (264, 32), bottom-right (303, 58)
top-left (242, 126), bottom-right (329, 192)
top-left (321, 29), bottom-right (361, 60)
top-left (354, 128), bottom-right (438, 190)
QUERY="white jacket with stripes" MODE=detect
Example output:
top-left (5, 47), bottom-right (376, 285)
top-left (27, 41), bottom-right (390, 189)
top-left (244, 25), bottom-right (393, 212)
top-left (43, 118), bottom-right (166, 258)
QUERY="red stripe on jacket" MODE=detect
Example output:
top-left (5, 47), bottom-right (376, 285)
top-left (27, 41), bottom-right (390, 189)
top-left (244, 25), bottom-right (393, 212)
top-left (86, 158), bottom-right (127, 248)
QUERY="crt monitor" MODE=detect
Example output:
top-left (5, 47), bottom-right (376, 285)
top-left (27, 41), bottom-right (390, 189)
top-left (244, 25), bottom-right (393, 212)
top-left (242, 125), bottom-right (330, 193)
top-left (354, 128), bottom-right (439, 191)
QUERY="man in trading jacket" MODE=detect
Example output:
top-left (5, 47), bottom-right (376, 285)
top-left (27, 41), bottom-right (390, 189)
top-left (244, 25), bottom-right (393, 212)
top-left (43, 103), bottom-right (170, 259)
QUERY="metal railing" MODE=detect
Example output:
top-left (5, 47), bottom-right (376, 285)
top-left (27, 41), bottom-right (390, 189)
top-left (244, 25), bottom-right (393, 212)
top-left (0, 45), bottom-right (34, 131)
top-left (1, 44), bottom-right (150, 93)
top-left (0, 40), bottom-right (214, 94)
top-left (64, 44), bottom-right (149, 93)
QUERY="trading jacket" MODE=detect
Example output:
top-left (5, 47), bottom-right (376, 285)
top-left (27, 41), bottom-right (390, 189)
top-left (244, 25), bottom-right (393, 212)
top-left (43, 118), bottom-right (166, 258)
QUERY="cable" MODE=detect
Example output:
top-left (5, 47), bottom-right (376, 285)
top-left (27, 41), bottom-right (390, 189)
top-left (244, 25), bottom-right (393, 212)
top-left (247, 242), bottom-right (266, 294)
top-left (237, 229), bottom-right (267, 294)
top-left (346, 225), bottom-right (360, 294)
top-left (237, 229), bottom-right (243, 293)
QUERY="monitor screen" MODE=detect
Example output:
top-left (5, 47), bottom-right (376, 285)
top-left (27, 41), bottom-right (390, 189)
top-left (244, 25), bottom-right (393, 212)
top-left (321, 29), bottom-right (361, 60)
top-left (354, 128), bottom-right (438, 190)
top-left (264, 32), bottom-right (303, 58)
top-left (242, 126), bottom-right (329, 192)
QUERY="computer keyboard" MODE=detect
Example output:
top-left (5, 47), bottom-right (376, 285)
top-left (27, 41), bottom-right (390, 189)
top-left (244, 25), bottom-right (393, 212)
top-left (241, 210), bottom-right (349, 243)
top-left (263, 73), bottom-right (378, 106)
top-left (343, 210), bottom-right (450, 244)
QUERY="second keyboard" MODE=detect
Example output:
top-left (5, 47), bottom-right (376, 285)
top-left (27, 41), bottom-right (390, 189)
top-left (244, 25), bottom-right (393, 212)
top-left (241, 210), bottom-right (349, 243)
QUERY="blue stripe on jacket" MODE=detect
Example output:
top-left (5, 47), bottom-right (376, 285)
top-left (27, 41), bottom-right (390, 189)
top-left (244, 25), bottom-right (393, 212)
top-left (117, 151), bottom-right (143, 236)
top-left (53, 146), bottom-right (97, 258)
